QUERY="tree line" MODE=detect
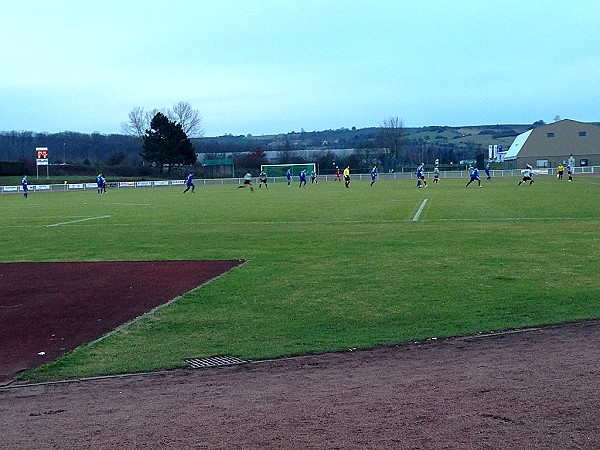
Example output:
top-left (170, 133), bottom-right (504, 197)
top-left (2, 103), bottom-right (516, 178)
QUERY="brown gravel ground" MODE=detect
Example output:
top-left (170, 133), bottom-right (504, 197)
top-left (2, 320), bottom-right (599, 449)
top-left (0, 260), bottom-right (244, 383)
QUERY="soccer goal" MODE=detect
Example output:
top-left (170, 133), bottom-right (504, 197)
top-left (261, 163), bottom-right (316, 177)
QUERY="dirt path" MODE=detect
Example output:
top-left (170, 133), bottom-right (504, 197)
top-left (2, 320), bottom-right (599, 449)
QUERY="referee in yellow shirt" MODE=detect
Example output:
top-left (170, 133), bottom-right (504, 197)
top-left (343, 166), bottom-right (350, 188)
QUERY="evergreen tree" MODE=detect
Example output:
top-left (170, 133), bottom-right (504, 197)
top-left (141, 112), bottom-right (196, 173)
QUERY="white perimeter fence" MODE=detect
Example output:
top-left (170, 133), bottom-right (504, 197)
top-left (2, 166), bottom-right (599, 194)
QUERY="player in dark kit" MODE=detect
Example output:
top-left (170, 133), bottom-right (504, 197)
top-left (518, 165), bottom-right (535, 185)
top-left (259, 170), bottom-right (268, 188)
top-left (416, 163), bottom-right (427, 188)
top-left (433, 165), bottom-right (440, 184)
top-left (183, 173), bottom-right (195, 193)
top-left (21, 176), bottom-right (28, 198)
top-left (238, 171), bottom-right (254, 191)
top-left (298, 169), bottom-right (307, 187)
top-left (370, 165), bottom-right (378, 187)
top-left (96, 173), bottom-right (106, 194)
top-left (465, 166), bottom-right (481, 188)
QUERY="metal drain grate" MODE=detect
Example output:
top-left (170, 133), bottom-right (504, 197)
top-left (184, 356), bottom-right (247, 369)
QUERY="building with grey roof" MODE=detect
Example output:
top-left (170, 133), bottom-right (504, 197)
top-left (503, 119), bottom-right (600, 169)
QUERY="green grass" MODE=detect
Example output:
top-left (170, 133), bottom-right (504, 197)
top-left (3, 175), bottom-right (600, 382)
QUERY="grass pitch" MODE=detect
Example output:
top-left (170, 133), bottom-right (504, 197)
top-left (2, 174), bottom-right (600, 381)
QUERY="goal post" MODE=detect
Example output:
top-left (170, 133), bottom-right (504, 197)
top-left (260, 163), bottom-right (316, 177)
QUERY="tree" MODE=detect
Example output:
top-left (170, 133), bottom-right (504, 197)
top-left (141, 112), bottom-right (196, 173)
top-left (167, 101), bottom-right (204, 138)
top-left (106, 151), bottom-right (128, 166)
top-left (121, 107), bottom-right (160, 137)
top-left (379, 117), bottom-right (406, 167)
top-left (123, 102), bottom-right (204, 139)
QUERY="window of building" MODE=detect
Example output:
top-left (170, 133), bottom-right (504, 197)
top-left (536, 159), bottom-right (549, 168)
top-left (579, 131), bottom-right (587, 137)
top-left (547, 132), bottom-right (555, 138)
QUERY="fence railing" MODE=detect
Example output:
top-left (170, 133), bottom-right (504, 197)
top-left (2, 166), bottom-right (598, 194)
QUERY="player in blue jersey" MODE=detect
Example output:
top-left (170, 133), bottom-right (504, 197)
top-left (298, 168), bottom-right (307, 187)
top-left (286, 168), bottom-right (292, 186)
top-left (465, 165), bottom-right (481, 188)
top-left (96, 173), bottom-right (105, 194)
top-left (21, 176), bottom-right (28, 198)
top-left (183, 172), bottom-right (195, 193)
top-left (370, 164), bottom-right (378, 187)
top-left (416, 163), bottom-right (427, 188)
top-left (485, 163), bottom-right (491, 181)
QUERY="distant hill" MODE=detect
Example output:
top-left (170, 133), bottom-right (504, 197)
top-left (196, 124), bottom-right (532, 154)
top-left (0, 123), bottom-right (543, 175)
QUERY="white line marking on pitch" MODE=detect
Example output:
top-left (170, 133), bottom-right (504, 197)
top-left (46, 215), bottom-right (111, 227)
top-left (113, 203), bottom-right (151, 206)
top-left (412, 199), bottom-right (428, 221)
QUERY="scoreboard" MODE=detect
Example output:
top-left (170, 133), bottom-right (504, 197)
top-left (36, 147), bottom-right (49, 165)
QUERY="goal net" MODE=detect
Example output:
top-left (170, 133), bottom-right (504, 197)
top-left (260, 163), bottom-right (316, 177)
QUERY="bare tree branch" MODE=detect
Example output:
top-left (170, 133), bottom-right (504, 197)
top-left (124, 102), bottom-right (203, 139)
top-left (121, 107), bottom-right (163, 138)
top-left (167, 101), bottom-right (204, 138)
top-left (379, 117), bottom-right (405, 162)
top-left (121, 107), bottom-right (146, 137)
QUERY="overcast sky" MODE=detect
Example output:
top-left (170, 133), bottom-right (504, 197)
top-left (1, 1), bottom-right (598, 137)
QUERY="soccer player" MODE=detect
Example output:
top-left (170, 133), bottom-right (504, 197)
top-left (286, 168), bottom-right (292, 186)
top-left (567, 164), bottom-right (574, 182)
top-left (433, 165), bottom-right (440, 184)
top-left (557, 164), bottom-right (564, 180)
top-left (183, 172), bottom-right (195, 193)
top-left (259, 170), bottom-right (268, 189)
top-left (485, 163), bottom-right (491, 181)
top-left (416, 163), bottom-right (427, 188)
top-left (310, 169), bottom-right (318, 184)
top-left (465, 165), bottom-right (482, 188)
top-left (298, 168), bottom-right (307, 187)
top-left (96, 173), bottom-right (105, 194)
top-left (370, 164), bottom-right (378, 187)
top-left (238, 171), bottom-right (254, 191)
top-left (343, 166), bottom-right (350, 188)
top-left (21, 176), bottom-right (28, 199)
top-left (335, 166), bottom-right (341, 181)
top-left (518, 164), bottom-right (534, 185)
